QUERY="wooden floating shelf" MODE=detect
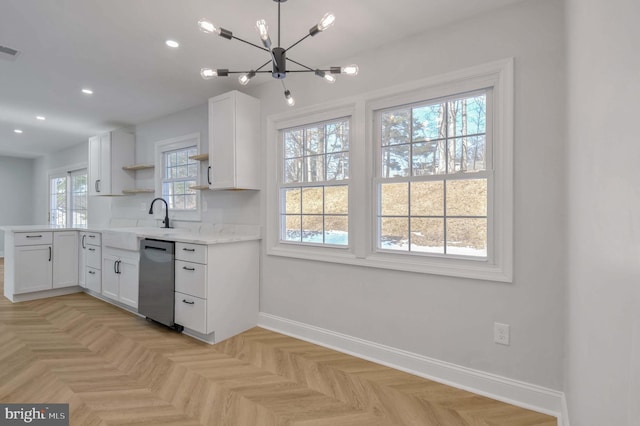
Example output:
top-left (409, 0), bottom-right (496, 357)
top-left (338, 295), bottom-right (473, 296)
top-left (122, 189), bottom-right (155, 194)
top-left (189, 153), bottom-right (209, 161)
top-left (122, 164), bottom-right (155, 171)
top-left (189, 185), bottom-right (210, 190)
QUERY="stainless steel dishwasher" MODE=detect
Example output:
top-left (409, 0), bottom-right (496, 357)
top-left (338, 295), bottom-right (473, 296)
top-left (139, 239), bottom-right (182, 331)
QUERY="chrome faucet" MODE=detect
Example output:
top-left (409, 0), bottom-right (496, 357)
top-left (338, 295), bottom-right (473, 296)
top-left (149, 197), bottom-right (171, 228)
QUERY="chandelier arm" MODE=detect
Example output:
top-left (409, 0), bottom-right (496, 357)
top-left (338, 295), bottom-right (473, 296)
top-left (284, 34), bottom-right (312, 53)
top-left (285, 57), bottom-right (315, 72)
top-left (230, 35), bottom-right (270, 52)
top-left (255, 59), bottom-right (273, 72)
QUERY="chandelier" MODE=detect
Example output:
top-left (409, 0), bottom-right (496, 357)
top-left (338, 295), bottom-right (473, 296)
top-left (198, 0), bottom-right (359, 106)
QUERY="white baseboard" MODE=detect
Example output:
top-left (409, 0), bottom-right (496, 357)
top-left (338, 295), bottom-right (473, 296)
top-left (258, 312), bottom-right (568, 425)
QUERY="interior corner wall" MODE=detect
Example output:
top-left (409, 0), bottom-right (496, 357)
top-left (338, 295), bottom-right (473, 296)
top-left (252, 0), bottom-right (566, 390)
top-left (0, 156), bottom-right (36, 255)
top-left (565, 0), bottom-right (640, 424)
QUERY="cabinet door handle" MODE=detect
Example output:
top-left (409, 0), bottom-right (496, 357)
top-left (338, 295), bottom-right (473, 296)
top-left (182, 266), bottom-right (195, 271)
top-left (49, 247), bottom-right (52, 262)
top-left (114, 260), bottom-right (121, 274)
top-left (88, 248), bottom-right (96, 252)
top-left (182, 248), bottom-right (195, 252)
top-left (88, 235), bottom-right (96, 239)
top-left (26, 235), bottom-right (43, 239)
top-left (82, 234), bottom-right (86, 248)
top-left (96, 180), bottom-right (101, 192)
top-left (182, 299), bottom-right (195, 305)
top-left (207, 166), bottom-right (212, 185)
top-left (88, 270), bottom-right (96, 275)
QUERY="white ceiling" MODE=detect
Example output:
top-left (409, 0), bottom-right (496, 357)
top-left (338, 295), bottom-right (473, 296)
top-left (0, 0), bottom-right (525, 158)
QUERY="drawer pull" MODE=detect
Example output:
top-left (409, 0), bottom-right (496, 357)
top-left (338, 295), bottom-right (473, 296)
top-left (88, 248), bottom-right (96, 252)
top-left (182, 266), bottom-right (196, 271)
top-left (88, 270), bottom-right (96, 275)
top-left (182, 248), bottom-right (196, 252)
top-left (26, 235), bottom-right (43, 238)
top-left (182, 299), bottom-right (195, 305)
top-left (88, 235), bottom-right (96, 238)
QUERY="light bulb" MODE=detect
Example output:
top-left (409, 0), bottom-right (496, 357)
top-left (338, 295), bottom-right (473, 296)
top-left (317, 12), bottom-right (335, 31)
top-left (315, 70), bottom-right (336, 83)
top-left (239, 71), bottom-right (256, 86)
top-left (200, 68), bottom-right (217, 79)
top-left (198, 19), bottom-right (220, 35)
top-left (341, 64), bottom-right (359, 76)
top-left (284, 90), bottom-right (295, 107)
top-left (256, 20), bottom-right (269, 41)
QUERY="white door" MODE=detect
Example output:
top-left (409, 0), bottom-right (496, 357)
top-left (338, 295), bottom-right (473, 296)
top-left (102, 255), bottom-right (119, 301)
top-left (88, 135), bottom-right (102, 196)
top-left (78, 233), bottom-right (87, 288)
top-left (118, 257), bottom-right (139, 309)
top-left (14, 245), bottom-right (53, 294)
top-left (99, 132), bottom-right (112, 194)
top-left (53, 231), bottom-right (79, 289)
top-left (209, 93), bottom-right (235, 188)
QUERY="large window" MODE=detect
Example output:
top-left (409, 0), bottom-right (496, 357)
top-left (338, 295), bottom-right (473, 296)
top-left (267, 59), bottom-right (513, 281)
top-left (279, 117), bottom-right (350, 246)
top-left (375, 91), bottom-right (489, 257)
top-left (49, 169), bottom-right (88, 227)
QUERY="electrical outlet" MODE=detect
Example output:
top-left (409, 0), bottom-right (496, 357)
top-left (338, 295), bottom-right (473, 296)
top-left (494, 322), bottom-right (510, 345)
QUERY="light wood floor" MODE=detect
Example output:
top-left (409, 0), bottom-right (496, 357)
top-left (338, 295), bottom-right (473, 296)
top-left (0, 258), bottom-right (556, 425)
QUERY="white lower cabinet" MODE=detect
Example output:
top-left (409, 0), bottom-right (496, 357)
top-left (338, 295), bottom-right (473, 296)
top-left (52, 231), bottom-right (78, 289)
top-left (102, 249), bottom-right (139, 309)
top-left (174, 240), bottom-right (258, 343)
top-left (14, 244), bottom-right (53, 293)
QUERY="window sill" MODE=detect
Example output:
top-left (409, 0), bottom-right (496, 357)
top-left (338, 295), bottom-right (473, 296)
top-left (267, 244), bottom-right (512, 283)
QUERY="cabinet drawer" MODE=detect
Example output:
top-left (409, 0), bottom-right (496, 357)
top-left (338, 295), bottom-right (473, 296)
top-left (175, 292), bottom-right (206, 334)
top-left (15, 232), bottom-right (53, 246)
top-left (85, 267), bottom-right (101, 293)
top-left (86, 232), bottom-right (101, 246)
top-left (86, 245), bottom-right (102, 269)
top-left (175, 260), bottom-right (207, 298)
top-left (175, 242), bottom-right (207, 264)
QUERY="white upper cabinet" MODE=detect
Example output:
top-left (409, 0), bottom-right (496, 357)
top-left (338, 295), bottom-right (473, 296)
top-left (208, 91), bottom-right (261, 190)
top-left (88, 130), bottom-right (135, 196)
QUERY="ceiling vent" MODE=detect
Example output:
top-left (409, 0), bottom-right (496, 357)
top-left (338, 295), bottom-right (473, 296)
top-left (0, 45), bottom-right (20, 60)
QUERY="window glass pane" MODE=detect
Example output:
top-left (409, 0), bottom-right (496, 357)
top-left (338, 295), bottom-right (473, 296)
top-left (284, 158), bottom-right (303, 183)
top-left (381, 145), bottom-right (410, 178)
top-left (284, 130), bottom-right (303, 158)
top-left (185, 194), bottom-right (197, 210)
top-left (284, 188), bottom-right (301, 214)
top-left (410, 181), bottom-right (444, 216)
top-left (173, 195), bottom-right (185, 210)
top-left (412, 141), bottom-right (445, 176)
top-left (326, 121), bottom-right (349, 153)
top-left (446, 218), bottom-right (487, 257)
top-left (301, 187), bottom-right (323, 214)
top-left (325, 186), bottom-right (348, 214)
top-left (448, 137), bottom-right (487, 173)
top-left (380, 217), bottom-right (409, 251)
top-left (188, 164), bottom-right (198, 177)
top-left (302, 215), bottom-right (323, 243)
top-left (412, 103), bottom-right (445, 142)
top-left (449, 94), bottom-right (486, 137)
top-left (324, 215), bottom-right (348, 245)
top-left (410, 218), bottom-right (444, 253)
top-left (380, 109), bottom-right (410, 146)
top-left (283, 215), bottom-right (301, 241)
top-left (326, 153), bottom-right (349, 181)
top-left (306, 127), bottom-right (322, 155)
top-left (446, 179), bottom-right (487, 216)
top-left (380, 183), bottom-right (408, 216)
top-left (306, 155), bottom-right (325, 182)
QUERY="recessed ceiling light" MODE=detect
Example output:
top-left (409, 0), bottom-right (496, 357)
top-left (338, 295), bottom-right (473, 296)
top-left (82, 88), bottom-right (93, 95)
top-left (36, 115), bottom-right (46, 120)
top-left (165, 39), bottom-right (180, 48)
top-left (14, 129), bottom-right (23, 134)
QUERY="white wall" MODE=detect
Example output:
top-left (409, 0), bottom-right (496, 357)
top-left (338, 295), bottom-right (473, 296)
top-left (0, 156), bottom-right (35, 255)
top-left (251, 0), bottom-right (566, 390)
top-left (109, 103), bottom-right (261, 225)
top-left (565, 0), bottom-right (640, 424)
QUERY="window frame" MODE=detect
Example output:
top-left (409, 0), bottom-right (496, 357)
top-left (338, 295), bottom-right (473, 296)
top-left (266, 58), bottom-right (513, 282)
top-left (154, 133), bottom-right (202, 222)
top-left (48, 165), bottom-right (88, 227)
top-left (278, 116), bottom-right (351, 248)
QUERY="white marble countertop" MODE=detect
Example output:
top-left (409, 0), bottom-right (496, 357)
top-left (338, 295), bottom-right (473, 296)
top-left (1, 224), bottom-right (261, 247)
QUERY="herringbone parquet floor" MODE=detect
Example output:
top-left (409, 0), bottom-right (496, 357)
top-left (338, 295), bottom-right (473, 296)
top-left (0, 258), bottom-right (556, 425)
